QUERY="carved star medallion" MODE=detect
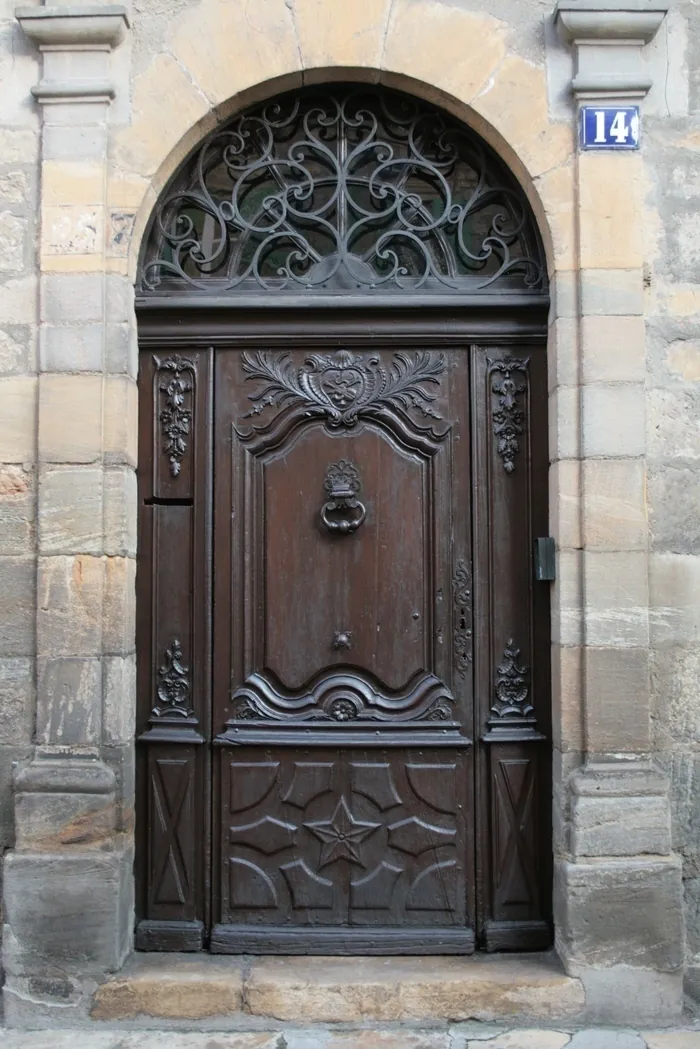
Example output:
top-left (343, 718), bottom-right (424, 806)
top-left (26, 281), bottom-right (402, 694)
top-left (304, 796), bottom-right (380, 868)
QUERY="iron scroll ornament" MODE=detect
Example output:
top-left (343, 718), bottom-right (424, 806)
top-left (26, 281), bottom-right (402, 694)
top-left (140, 85), bottom-right (546, 297)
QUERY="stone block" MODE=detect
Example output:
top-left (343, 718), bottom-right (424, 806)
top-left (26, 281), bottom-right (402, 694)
top-left (39, 374), bottom-right (103, 464)
top-left (551, 643), bottom-right (583, 752)
top-left (0, 168), bottom-right (31, 206)
top-left (650, 552), bottom-right (700, 645)
top-left (41, 204), bottom-right (104, 259)
top-left (36, 656), bottom-right (102, 745)
top-left (0, 556), bottom-right (35, 656)
top-left (549, 459), bottom-right (582, 551)
top-left (581, 315), bottom-right (646, 384)
top-left (103, 467), bottom-right (137, 556)
top-left (91, 955), bottom-right (245, 1021)
top-left (103, 556), bottom-right (136, 655)
top-left (555, 855), bottom-right (684, 971)
top-left (572, 794), bottom-right (671, 857)
top-left (582, 458), bottom-right (647, 551)
top-left (547, 315), bottom-right (579, 391)
top-left (649, 464), bottom-right (700, 555)
top-left (14, 790), bottom-right (117, 851)
top-left (105, 322), bottom-right (136, 376)
top-left (102, 654), bottom-right (136, 746)
top-left (581, 383), bottom-right (646, 459)
top-left (648, 385), bottom-right (700, 462)
top-left (42, 161), bottom-right (104, 207)
top-left (0, 375), bottom-right (37, 462)
top-left (0, 209), bottom-right (27, 272)
top-left (2, 845), bottom-right (133, 977)
top-left (584, 646), bottom-right (651, 753)
top-left (0, 324), bottom-right (31, 374)
top-left (295, 0), bottom-right (390, 72)
top-left (580, 269), bottom-right (644, 317)
top-left (37, 555), bottom-right (104, 657)
top-left (0, 275), bottom-right (37, 325)
top-left (170, 0), bottom-right (301, 108)
top-left (0, 464), bottom-right (34, 554)
top-left (113, 53), bottom-right (213, 177)
top-left (102, 742), bottom-right (135, 834)
top-left (573, 967), bottom-right (683, 1026)
top-left (38, 466), bottom-right (103, 554)
top-left (551, 549), bottom-right (583, 647)
top-left (0, 657), bottom-right (33, 744)
top-left (578, 152), bottom-right (643, 270)
top-left (43, 123), bottom-right (108, 163)
top-left (384, 4), bottom-right (506, 106)
top-left (0, 128), bottom-right (38, 165)
top-left (535, 162), bottom-right (577, 273)
top-left (39, 324), bottom-right (103, 373)
top-left (103, 375), bottom-right (137, 466)
top-left (583, 551), bottom-right (649, 647)
top-left (244, 954), bottom-right (585, 1023)
top-left (470, 54), bottom-right (574, 178)
top-left (0, 743), bottom-right (32, 850)
top-left (651, 645), bottom-right (700, 747)
top-left (41, 273), bottom-right (104, 325)
top-left (549, 384), bottom-right (580, 463)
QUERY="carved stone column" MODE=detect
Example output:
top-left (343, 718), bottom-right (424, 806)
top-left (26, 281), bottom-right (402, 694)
top-left (2, 5), bottom-right (133, 1025)
top-left (553, 0), bottom-right (684, 1024)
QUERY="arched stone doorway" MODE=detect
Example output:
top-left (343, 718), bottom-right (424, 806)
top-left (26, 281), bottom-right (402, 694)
top-left (134, 83), bottom-right (551, 954)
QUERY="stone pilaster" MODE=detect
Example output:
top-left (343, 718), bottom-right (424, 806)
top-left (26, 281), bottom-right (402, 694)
top-left (553, 0), bottom-right (683, 1024)
top-left (2, 4), bottom-right (133, 1025)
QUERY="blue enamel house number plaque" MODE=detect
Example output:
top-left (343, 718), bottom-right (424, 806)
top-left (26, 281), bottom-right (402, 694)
top-left (580, 106), bottom-right (640, 150)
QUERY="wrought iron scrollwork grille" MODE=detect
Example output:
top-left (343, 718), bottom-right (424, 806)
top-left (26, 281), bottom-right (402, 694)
top-left (140, 85), bottom-right (546, 298)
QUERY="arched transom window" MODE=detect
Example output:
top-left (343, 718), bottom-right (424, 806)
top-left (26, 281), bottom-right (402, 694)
top-left (140, 85), bottom-right (546, 299)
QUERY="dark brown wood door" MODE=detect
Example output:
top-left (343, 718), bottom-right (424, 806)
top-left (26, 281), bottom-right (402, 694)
top-left (135, 328), bottom-right (552, 955)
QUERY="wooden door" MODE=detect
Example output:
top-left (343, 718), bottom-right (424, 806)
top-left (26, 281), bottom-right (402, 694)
top-left (135, 328), bottom-right (552, 955)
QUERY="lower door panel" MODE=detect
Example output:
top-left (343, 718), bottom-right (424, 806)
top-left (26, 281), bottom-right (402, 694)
top-left (211, 745), bottom-right (475, 954)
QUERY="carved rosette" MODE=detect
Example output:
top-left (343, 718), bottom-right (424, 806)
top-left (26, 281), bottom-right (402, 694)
top-left (487, 356), bottom-right (530, 474)
top-left (154, 354), bottom-right (197, 477)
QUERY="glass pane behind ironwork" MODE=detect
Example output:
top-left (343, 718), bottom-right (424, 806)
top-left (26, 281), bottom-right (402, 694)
top-left (140, 85), bottom-right (546, 297)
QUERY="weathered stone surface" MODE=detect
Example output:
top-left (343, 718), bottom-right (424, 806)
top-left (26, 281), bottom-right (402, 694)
top-left (582, 384), bottom-right (646, 459)
top-left (38, 466), bottom-right (102, 554)
top-left (568, 1032), bottom-right (645, 1049)
top-left (584, 646), bottom-right (651, 753)
top-left (39, 374), bottom-right (103, 465)
top-left (41, 273), bottom-right (104, 325)
top-left (37, 555), bottom-right (104, 657)
top-left (39, 324), bottom-right (103, 373)
top-left (295, 0), bottom-right (391, 72)
top-left (102, 654), bottom-right (136, 745)
top-left (102, 556), bottom-right (136, 655)
top-left (572, 966), bottom-right (683, 1026)
top-left (14, 790), bottom-right (117, 851)
top-left (2, 845), bottom-right (133, 976)
top-left (580, 269), bottom-right (644, 317)
top-left (578, 153), bottom-right (643, 270)
top-left (0, 657), bottom-right (33, 743)
top-left (35, 656), bottom-right (102, 745)
top-left (0, 324), bottom-right (31, 374)
top-left (0, 557), bottom-right (35, 656)
top-left (0, 464), bottom-right (33, 554)
top-left (645, 1034), bottom-right (700, 1049)
top-left (103, 375), bottom-right (137, 466)
top-left (476, 1034), bottom-right (570, 1049)
top-left (650, 553), bottom-right (700, 645)
top-left (582, 459), bottom-right (647, 551)
top-left (0, 376), bottom-right (36, 463)
top-left (103, 468), bottom-right (137, 557)
top-left (583, 552), bottom-right (649, 648)
top-left (244, 954), bottom-right (585, 1023)
top-left (572, 794), bottom-right (671, 857)
top-left (649, 465), bottom-right (700, 554)
top-left (556, 856), bottom-right (684, 971)
top-left (92, 955), bottom-right (245, 1020)
top-left (0, 209), bottom-right (27, 271)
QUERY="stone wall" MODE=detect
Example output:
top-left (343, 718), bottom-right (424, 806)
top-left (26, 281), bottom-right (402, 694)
top-left (0, 0), bottom-right (699, 1028)
top-left (0, 0), bottom-right (40, 954)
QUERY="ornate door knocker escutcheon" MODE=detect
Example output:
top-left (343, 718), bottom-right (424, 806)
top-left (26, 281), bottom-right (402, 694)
top-left (321, 459), bottom-right (366, 535)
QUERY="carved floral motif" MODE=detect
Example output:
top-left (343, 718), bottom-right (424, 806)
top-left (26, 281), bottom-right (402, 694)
top-left (487, 357), bottom-right (529, 474)
top-left (239, 348), bottom-right (446, 430)
top-left (491, 639), bottom-right (533, 720)
top-left (154, 354), bottom-right (197, 477)
top-left (154, 638), bottom-right (193, 718)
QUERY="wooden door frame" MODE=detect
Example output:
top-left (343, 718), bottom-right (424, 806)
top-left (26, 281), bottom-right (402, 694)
top-left (134, 300), bottom-right (551, 952)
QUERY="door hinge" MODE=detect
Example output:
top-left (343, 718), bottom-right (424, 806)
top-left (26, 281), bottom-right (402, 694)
top-left (534, 537), bottom-right (556, 581)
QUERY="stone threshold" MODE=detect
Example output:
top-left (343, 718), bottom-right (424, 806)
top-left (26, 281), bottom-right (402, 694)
top-left (91, 951), bottom-right (586, 1027)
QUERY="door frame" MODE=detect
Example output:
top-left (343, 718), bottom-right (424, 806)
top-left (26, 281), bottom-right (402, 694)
top-left (134, 301), bottom-right (551, 953)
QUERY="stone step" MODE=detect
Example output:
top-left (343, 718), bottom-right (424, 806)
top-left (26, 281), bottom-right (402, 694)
top-left (91, 952), bottom-right (585, 1027)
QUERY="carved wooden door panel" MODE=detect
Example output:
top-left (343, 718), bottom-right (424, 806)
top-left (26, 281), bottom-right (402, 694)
top-left (211, 346), bottom-right (475, 953)
top-left (134, 333), bottom-right (552, 955)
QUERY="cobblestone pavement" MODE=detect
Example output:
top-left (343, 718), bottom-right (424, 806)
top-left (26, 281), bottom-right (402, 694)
top-left (2, 1028), bottom-right (700, 1047)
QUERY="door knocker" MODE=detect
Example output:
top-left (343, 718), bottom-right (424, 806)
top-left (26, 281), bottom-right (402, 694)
top-left (320, 459), bottom-right (366, 535)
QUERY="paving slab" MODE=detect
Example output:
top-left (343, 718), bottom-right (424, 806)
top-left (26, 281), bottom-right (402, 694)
top-left (471, 1032), bottom-right (571, 1048)
top-left (644, 1036), bottom-right (700, 1048)
top-left (568, 1031), bottom-right (646, 1048)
